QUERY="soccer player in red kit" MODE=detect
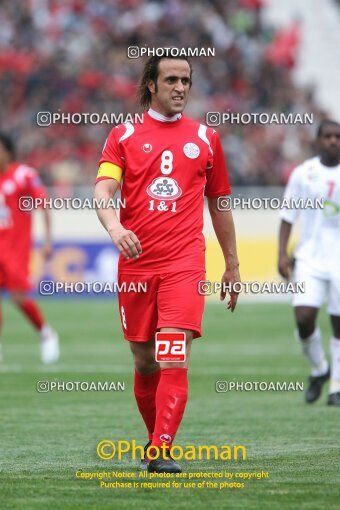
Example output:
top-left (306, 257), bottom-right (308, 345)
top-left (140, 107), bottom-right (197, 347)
top-left (95, 55), bottom-right (240, 472)
top-left (0, 133), bottom-right (59, 364)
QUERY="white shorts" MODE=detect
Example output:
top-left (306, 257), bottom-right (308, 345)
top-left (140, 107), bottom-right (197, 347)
top-left (292, 261), bottom-right (340, 315)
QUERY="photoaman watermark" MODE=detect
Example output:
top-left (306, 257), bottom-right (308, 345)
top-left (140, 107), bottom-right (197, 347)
top-left (96, 440), bottom-right (246, 462)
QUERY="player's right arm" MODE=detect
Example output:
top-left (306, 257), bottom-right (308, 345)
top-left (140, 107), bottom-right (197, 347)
top-left (94, 179), bottom-right (142, 260)
top-left (278, 219), bottom-right (293, 278)
top-left (278, 165), bottom-right (302, 279)
top-left (95, 128), bottom-right (142, 260)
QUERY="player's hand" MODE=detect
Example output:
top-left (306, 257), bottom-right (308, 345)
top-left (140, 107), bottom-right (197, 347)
top-left (109, 224), bottom-right (142, 259)
top-left (41, 241), bottom-right (53, 260)
top-left (278, 253), bottom-right (292, 279)
top-left (220, 265), bottom-right (240, 312)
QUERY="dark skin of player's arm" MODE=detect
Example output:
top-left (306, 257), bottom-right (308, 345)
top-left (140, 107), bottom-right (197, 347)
top-left (278, 219), bottom-right (293, 279)
top-left (207, 197), bottom-right (240, 311)
top-left (278, 218), bottom-right (319, 339)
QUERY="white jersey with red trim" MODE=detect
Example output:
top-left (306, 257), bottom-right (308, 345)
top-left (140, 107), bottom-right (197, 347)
top-left (280, 156), bottom-right (340, 279)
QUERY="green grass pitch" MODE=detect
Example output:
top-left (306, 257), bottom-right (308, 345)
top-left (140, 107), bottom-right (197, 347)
top-left (0, 300), bottom-right (339, 509)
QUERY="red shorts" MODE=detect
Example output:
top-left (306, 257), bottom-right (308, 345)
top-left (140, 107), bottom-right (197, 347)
top-left (0, 257), bottom-right (31, 292)
top-left (117, 270), bottom-right (205, 342)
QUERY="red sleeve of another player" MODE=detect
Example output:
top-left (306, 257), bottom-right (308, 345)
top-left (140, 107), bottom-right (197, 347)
top-left (204, 132), bottom-right (231, 197)
top-left (99, 127), bottom-right (125, 170)
top-left (25, 169), bottom-right (47, 203)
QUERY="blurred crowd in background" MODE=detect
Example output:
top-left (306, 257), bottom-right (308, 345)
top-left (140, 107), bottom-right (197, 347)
top-left (0, 0), bottom-right (328, 193)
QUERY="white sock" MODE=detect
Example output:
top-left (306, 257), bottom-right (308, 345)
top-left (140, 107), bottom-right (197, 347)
top-left (40, 324), bottom-right (52, 340)
top-left (295, 327), bottom-right (328, 377)
top-left (329, 337), bottom-right (340, 394)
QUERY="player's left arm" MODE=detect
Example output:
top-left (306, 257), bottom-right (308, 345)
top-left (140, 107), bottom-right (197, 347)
top-left (40, 207), bottom-right (52, 259)
top-left (25, 167), bottom-right (52, 259)
top-left (205, 131), bottom-right (240, 311)
top-left (207, 199), bottom-right (240, 311)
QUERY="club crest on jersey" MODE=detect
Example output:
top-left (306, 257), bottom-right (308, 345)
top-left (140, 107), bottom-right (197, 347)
top-left (307, 173), bottom-right (318, 181)
top-left (1, 180), bottom-right (15, 194)
top-left (146, 177), bottom-right (182, 200)
top-left (323, 200), bottom-right (340, 218)
top-left (183, 142), bottom-right (200, 159)
top-left (142, 143), bottom-right (152, 153)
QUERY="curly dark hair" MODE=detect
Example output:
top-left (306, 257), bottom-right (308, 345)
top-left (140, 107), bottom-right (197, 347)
top-left (317, 120), bottom-right (340, 138)
top-left (0, 132), bottom-right (16, 159)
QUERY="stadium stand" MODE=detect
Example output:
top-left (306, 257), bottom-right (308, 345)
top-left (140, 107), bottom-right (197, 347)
top-left (0, 0), bottom-right (327, 191)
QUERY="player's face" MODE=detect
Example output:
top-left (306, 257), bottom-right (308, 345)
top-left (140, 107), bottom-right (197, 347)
top-left (318, 125), bottom-right (340, 163)
top-left (148, 59), bottom-right (191, 117)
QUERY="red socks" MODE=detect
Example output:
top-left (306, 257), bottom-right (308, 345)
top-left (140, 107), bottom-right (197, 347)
top-left (151, 367), bottom-right (188, 448)
top-left (134, 367), bottom-right (189, 447)
top-left (18, 299), bottom-right (44, 330)
top-left (134, 369), bottom-right (161, 441)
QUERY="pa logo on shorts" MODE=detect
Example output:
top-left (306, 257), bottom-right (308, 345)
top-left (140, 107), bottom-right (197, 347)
top-left (155, 332), bottom-right (186, 362)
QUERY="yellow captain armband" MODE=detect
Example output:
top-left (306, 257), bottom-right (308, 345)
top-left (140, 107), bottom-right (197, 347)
top-left (97, 162), bottom-right (123, 183)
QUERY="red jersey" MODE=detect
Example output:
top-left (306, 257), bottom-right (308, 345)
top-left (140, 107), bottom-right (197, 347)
top-left (98, 112), bottom-right (231, 273)
top-left (0, 162), bottom-right (46, 262)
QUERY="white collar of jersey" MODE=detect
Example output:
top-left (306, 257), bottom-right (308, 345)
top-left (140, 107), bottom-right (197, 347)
top-left (147, 108), bottom-right (182, 123)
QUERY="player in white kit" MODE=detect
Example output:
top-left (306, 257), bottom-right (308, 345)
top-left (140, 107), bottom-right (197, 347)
top-left (278, 120), bottom-right (340, 406)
